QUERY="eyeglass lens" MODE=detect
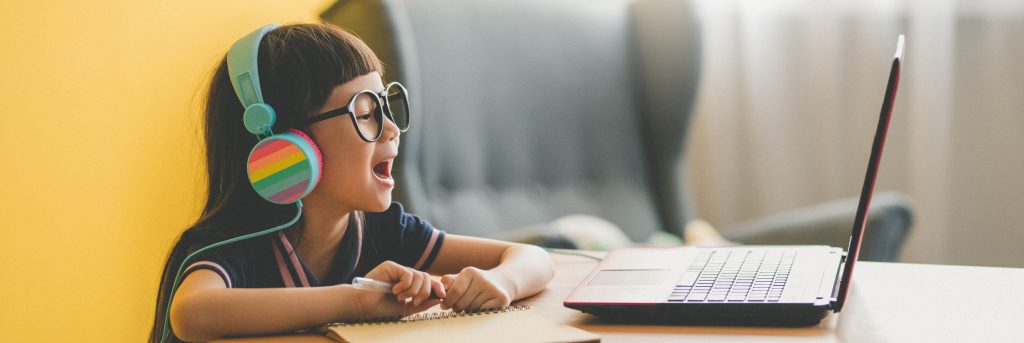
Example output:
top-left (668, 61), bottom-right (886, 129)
top-left (385, 84), bottom-right (410, 131)
top-left (350, 91), bottom-right (383, 141)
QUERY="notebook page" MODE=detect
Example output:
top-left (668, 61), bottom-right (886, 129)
top-left (322, 305), bottom-right (598, 343)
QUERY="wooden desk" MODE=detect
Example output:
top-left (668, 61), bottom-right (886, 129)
top-left (221, 253), bottom-right (1024, 342)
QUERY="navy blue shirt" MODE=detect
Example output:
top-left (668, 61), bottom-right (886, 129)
top-left (183, 202), bottom-right (445, 288)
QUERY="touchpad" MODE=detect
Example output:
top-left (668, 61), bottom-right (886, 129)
top-left (588, 269), bottom-right (674, 286)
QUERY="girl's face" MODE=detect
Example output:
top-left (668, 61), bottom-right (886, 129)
top-left (305, 72), bottom-right (400, 212)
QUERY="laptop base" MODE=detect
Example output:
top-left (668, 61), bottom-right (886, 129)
top-left (569, 303), bottom-right (831, 327)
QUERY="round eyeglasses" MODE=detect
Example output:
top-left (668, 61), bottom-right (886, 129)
top-left (305, 82), bottom-right (411, 142)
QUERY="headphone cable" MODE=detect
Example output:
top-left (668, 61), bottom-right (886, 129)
top-left (160, 201), bottom-right (304, 343)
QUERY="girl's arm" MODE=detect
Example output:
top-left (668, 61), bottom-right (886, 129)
top-left (427, 235), bottom-right (555, 312)
top-left (170, 261), bottom-right (442, 342)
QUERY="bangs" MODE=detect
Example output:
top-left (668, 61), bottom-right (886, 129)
top-left (258, 23), bottom-right (384, 127)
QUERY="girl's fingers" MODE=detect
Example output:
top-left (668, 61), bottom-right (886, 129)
top-left (467, 291), bottom-right (491, 311)
top-left (478, 298), bottom-right (505, 311)
top-left (441, 274), bottom-right (456, 290)
top-left (430, 278), bottom-right (447, 299)
top-left (396, 270), bottom-right (423, 301)
top-left (453, 286), bottom-right (482, 312)
top-left (414, 272), bottom-right (431, 305)
top-left (391, 266), bottom-right (414, 296)
top-left (441, 273), bottom-right (473, 310)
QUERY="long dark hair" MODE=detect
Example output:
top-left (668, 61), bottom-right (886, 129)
top-left (150, 23), bottom-right (383, 342)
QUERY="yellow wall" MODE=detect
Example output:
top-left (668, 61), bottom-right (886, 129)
top-left (0, 1), bottom-right (328, 341)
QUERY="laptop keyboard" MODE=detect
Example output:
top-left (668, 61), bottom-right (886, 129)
top-left (669, 249), bottom-right (795, 303)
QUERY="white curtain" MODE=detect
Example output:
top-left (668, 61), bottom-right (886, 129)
top-left (688, 0), bottom-right (1024, 266)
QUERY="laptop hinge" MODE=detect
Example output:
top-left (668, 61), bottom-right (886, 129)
top-left (829, 252), bottom-right (847, 308)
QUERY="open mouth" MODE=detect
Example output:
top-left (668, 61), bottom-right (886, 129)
top-left (372, 160), bottom-right (392, 180)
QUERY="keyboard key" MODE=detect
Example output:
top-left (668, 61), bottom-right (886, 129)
top-left (707, 294), bottom-right (727, 301)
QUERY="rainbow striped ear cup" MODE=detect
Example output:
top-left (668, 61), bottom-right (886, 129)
top-left (247, 129), bottom-right (323, 204)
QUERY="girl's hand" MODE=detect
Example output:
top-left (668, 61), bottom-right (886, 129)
top-left (357, 261), bottom-right (446, 317)
top-left (439, 267), bottom-right (513, 312)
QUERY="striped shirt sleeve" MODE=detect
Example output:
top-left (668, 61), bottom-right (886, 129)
top-left (181, 245), bottom-right (245, 288)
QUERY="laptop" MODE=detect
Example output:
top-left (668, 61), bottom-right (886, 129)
top-left (564, 35), bottom-right (906, 327)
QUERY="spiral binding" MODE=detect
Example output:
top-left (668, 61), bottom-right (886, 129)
top-left (321, 305), bottom-right (533, 329)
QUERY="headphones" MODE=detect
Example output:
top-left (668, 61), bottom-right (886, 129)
top-left (160, 24), bottom-right (313, 343)
top-left (227, 23), bottom-right (323, 204)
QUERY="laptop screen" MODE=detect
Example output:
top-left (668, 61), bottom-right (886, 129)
top-left (834, 35), bottom-right (904, 312)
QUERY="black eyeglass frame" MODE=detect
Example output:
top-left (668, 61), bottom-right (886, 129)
top-left (305, 82), bottom-right (411, 142)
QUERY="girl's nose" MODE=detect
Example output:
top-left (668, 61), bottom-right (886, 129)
top-left (380, 112), bottom-right (400, 142)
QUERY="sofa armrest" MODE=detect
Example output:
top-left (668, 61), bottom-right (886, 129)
top-left (720, 192), bottom-right (913, 262)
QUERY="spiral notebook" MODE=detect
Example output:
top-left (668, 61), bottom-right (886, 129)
top-left (320, 305), bottom-right (599, 343)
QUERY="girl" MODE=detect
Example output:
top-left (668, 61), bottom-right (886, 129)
top-left (150, 23), bottom-right (555, 342)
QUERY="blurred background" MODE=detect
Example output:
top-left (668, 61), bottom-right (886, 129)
top-left (686, 0), bottom-right (1024, 267)
top-left (0, 0), bottom-right (1021, 341)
